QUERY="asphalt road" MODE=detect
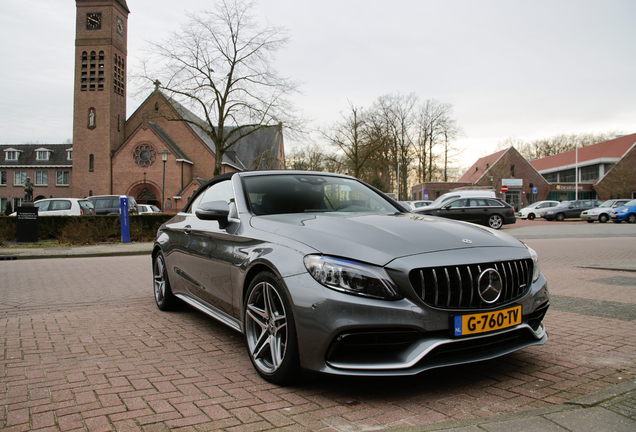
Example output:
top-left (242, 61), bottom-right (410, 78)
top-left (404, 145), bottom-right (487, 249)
top-left (1, 220), bottom-right (636, 431)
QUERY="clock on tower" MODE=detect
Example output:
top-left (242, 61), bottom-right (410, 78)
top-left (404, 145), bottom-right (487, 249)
top-left (72, 0), bottom-right (130, 198)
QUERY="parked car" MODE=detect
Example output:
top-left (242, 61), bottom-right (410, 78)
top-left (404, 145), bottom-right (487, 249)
top-left (152, 171), bottom-right (549, 384)
top-left (138, 204), bottom-right (162, 214)
top-left (9, 198), bottom-right (95, 216)
top-left (610, 199), bottom-right (636, 223)
top-left (414, 196), bottom-right (516, 229)
top-left (406, 200), bottom-right (433, 209)
top-left (581, 199), bottom-right (631, 223)
top-left (427, 189), bottom-right (496, 209)
top-left (87, 195), bottom-right (138, 215)
top-left (540, 200), bottom-right (604, 221)
top-left (516, 201), bottom-right (560, 220)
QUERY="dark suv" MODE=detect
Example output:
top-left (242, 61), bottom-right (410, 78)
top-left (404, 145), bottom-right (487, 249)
top-left (540, 199), bottom-right (604, 221)
top-left (87, 195), bottom-right (138, 215)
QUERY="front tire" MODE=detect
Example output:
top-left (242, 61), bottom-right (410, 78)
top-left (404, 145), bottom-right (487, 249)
top-left (556, 213), bottom-right (565, 221)
top-left (599, 214), bottom-right (609, 223)
top-left (153, 251), bottom-right (177, 311)
top-left (488, 214), bottom-right (503, 229)
top-left (527, 213), bottom-right (535, 220)
top-left (244, 272), bottom-right (300, 385)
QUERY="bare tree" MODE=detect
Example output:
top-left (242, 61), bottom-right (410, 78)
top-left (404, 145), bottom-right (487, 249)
top-left (321, 102), bottom-right (384, 179)
top-left (415, 99), bottom-right (455, 182)
top-left (140, 0), bottom-right (300, 176)
top-left (369, 93), bottom-right (418, 200)
top-left (440, 117), bottom-right (463, 182)
top-left (286, 143), bottom-right (330, 171)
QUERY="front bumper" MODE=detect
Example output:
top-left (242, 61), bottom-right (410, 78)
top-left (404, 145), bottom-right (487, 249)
top-left (611, 213), bottom-right (627, 221)
top-left (285, 262), bottom-right (550, 376)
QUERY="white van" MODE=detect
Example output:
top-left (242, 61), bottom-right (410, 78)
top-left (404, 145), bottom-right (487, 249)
top-left (426, 189), bottom-right (496, 209)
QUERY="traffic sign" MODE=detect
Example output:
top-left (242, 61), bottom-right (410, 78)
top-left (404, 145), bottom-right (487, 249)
top-left (501, 185), bottom-right (509, 192)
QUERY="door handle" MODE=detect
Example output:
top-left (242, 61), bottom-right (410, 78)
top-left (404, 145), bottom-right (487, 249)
top-left (183, 225), bottom-right (192, 234)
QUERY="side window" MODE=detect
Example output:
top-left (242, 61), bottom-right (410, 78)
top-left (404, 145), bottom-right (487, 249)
top-left (573, 202), bottom-right (581, 208)
top-left (487, 199), bottom-right (503, 207)
top-left (53, 200), bottom-right (72, 211)
top-left (35, 201), bottom-right (51, 211)
top-left (94, 198), bottom-right (111, 209)
top-left (447, 199), bottom-right (467, 208)
top-left (189, 180), bottom-right (234, 214)
top-left (470, 199), bottom-right (487, 207)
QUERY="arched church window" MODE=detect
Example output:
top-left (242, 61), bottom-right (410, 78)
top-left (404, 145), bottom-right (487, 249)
top-left (98, 51), bottom-right (105, 90)
top-left (81, 51), bottom-right (88, 91)
top-left (89, 51), bottom-right (97, 91)
top-left (113, 54), bottom-right (125, 96)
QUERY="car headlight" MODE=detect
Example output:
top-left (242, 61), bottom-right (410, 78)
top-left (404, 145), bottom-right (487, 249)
top-left (522, 244), bottom-right (541, 282)
top-left (304, 255), bottom-right (402, 300)
top-left (620, 208), bottom-right (629, 213)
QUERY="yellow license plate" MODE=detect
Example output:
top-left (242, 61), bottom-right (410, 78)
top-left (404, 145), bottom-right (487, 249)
top-left (454, 306), bottom-right (521, 336)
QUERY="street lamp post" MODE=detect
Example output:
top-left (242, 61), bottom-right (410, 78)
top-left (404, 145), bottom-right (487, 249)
top-left (160, 150), bottom-right (170, 212)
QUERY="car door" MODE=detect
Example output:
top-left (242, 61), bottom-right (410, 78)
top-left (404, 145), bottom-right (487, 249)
top-left (465, 198), bottom-right (489, 224)
top-left (438, 198), bottom-right (469, 222)
top-left (93, 197), bottom-right (114, 215)
top-left (49, 200), bottom-right (73, 215)
top-left (176, 179), bottom-right (236, 317)
top-left (565, 201), bottom-right (582, 217)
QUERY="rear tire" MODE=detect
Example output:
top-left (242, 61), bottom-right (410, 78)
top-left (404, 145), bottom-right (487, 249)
top-left (153, 252), bottom-right (177, 311)
top-left (586, 220), bottom-right (594, 223)
top-left (628, 214), bottom-right (636, 224)
top-left (488, 214), bottom-right (503, 230)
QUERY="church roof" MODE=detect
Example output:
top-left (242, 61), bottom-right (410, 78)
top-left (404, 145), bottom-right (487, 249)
top-left (147, 122), bottom-right (192, 163)
top-left (164, 94), bottom-right (283, 170)
top-left (116, 0), bottom-right (130, 13)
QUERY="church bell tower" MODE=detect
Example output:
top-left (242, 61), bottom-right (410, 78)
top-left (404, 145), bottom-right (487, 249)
top-left (72, 0), bottom-right (130, 197)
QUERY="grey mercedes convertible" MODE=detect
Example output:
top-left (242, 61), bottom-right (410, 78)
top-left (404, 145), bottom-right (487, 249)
top-left (152, 171), bottom-right (549, 384)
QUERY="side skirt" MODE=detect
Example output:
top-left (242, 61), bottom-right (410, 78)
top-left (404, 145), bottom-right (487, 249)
top-left (174, 293), bottom-right (243, 333)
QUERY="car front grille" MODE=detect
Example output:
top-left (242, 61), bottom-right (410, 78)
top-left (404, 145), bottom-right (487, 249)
top-left (409, 259), bottom-right (533, 309)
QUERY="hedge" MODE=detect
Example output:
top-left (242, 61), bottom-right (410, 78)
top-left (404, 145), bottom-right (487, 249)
top-left (0, 214), bottom-right (174, 244)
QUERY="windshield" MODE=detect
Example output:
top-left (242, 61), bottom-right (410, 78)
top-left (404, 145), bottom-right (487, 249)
top-left (243, 174), bottom-right (400, 216)
top-left (598, 201), bottom-right (613, 208)
top-left (555, 201), bottom-right (572, 208)
top-left (624, 199), bottom-right (636, 207)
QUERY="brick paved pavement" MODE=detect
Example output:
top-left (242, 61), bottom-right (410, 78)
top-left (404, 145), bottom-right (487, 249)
top-left (2, 226), bottom-right (636, 431)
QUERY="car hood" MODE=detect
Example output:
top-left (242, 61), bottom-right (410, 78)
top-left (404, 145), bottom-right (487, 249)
top-left (249, 212), bottom-right (525, 266)
top-left (612, 205), bottom-right (636, 213)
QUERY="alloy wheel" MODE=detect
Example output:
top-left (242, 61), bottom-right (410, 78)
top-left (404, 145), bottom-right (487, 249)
top-left (245, 281), bottom-right (289, 374)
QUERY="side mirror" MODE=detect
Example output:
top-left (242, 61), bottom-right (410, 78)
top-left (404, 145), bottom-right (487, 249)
top-left (195, 200), bottom-right (230, 228)
top-left (443, 204), bottom-right (451, 210)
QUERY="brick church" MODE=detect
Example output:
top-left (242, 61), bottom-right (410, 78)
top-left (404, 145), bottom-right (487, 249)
top-left (71, 0), bottom-right (285, 212)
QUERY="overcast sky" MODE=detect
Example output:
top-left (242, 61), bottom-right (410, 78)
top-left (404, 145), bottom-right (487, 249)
top-left (2, 0), bottom-right (635, 170)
